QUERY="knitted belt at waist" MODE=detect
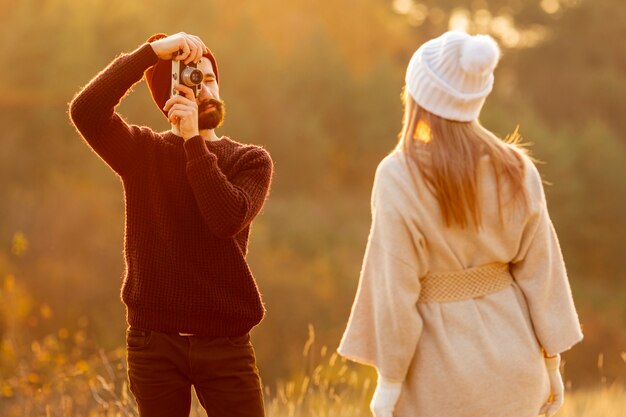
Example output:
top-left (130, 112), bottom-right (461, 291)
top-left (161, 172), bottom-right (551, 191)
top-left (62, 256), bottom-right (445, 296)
top-left (418, 262), bottom-right (512, 304)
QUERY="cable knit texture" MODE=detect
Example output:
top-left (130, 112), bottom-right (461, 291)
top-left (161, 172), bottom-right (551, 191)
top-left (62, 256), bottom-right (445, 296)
top-left (405, 31), bottom-right (501, 122)
top-left (69, 43), bottom-right (273, 336)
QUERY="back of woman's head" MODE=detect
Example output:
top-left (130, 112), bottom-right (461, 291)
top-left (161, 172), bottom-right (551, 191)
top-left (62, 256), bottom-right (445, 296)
top-left (399, 31), bottom-right (529, 229)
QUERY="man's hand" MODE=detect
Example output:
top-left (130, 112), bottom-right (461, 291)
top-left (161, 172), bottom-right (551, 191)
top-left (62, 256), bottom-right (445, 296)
top-left (150, 32), bottom-right (208, 64)
top-left (370, 374), bottom-right (402, 417)
top-left (540, 354), bottom-right (564, 417)
top-left (163, 84), bottom-right (199, 140)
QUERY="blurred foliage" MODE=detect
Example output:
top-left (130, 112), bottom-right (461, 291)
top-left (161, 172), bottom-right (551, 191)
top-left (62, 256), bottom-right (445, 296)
top-left (0, 0), bottom-right (625, 403)
top-left (514, 0), bottom-right (626, 138)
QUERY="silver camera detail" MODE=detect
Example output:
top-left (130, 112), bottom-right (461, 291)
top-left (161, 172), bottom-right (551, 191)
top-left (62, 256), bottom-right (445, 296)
top-left (171, 52), bottom-right (204, 98)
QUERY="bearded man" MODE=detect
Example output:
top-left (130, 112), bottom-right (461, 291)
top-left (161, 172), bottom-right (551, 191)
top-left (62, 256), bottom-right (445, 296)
top-left (69, 32), bottom-right (273, 417)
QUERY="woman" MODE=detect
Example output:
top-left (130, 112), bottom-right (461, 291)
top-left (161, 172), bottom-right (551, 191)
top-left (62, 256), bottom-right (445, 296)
top-left (338, 31), bottom-right (583, 417)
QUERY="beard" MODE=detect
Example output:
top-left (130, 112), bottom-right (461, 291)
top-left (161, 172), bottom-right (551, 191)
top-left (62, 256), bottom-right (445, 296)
top-left (198, 99), bottom-right (226, 130)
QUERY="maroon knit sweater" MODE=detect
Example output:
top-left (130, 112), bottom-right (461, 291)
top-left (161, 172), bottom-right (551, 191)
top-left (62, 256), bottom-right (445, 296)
top-left (69, 43), bottom-right (273, 336)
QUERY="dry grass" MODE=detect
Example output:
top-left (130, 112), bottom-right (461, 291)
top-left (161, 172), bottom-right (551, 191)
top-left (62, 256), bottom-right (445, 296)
top-left (558, 384), bottom-right (626, 417)
top-left (2, 357), bottom-right (625, 417)
top-left (1, 325), bottom-right (625, 416)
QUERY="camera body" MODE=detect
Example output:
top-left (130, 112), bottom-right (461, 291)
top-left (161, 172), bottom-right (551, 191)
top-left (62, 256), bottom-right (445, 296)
top-left (171, 56), bottom-right (204, 98)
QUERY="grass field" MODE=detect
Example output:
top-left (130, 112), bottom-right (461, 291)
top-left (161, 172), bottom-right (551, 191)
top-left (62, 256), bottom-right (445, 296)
top-left (2, 337), bottom-right (625, 417)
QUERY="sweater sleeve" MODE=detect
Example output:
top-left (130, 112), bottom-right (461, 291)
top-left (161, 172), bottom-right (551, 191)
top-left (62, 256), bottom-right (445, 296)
top-left (510, 163), bottom-right (583, 356)
top-left (183, 136), bottom-right (273, 239)
top-left (68, 43), bottom-right (159, 176)
top-left (338, 158), bottom-right (425, 382)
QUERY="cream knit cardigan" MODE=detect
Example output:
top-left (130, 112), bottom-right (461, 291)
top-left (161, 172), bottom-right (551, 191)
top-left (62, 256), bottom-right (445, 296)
top-left (338, 150), bottom-right (583, 417)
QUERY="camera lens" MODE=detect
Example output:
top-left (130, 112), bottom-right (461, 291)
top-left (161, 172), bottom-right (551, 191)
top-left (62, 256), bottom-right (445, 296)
top-left (181, 67), bottom-right (204, 87)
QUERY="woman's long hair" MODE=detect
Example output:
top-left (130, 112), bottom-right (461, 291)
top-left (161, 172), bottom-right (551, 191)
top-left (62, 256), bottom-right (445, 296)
top-left (397, 87), bottom-right (530, 229)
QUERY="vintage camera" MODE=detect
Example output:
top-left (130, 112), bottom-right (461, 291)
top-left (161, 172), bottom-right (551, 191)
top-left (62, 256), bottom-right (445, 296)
top-left (171, 52), bottom-right (204, 98)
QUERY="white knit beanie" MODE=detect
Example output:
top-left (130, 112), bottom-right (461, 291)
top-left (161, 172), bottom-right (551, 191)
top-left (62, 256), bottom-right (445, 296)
top-left (405, 31), bottom-right (501, 122)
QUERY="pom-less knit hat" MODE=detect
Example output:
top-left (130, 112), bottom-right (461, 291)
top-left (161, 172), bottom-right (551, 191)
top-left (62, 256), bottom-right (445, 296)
top-left (405, 31), bottom-right (500, 122)
top-left (144, 33), bottom-right (219, 119)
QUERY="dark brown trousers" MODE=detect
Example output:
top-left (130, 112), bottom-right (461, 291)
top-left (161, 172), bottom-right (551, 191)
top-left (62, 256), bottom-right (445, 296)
top-left (126, 327), bottom-right (265, 417)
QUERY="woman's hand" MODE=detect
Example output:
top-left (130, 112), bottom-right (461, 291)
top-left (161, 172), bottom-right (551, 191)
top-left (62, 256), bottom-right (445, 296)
top-left (370, 374), bottom-right (402, 417)
top-left (540, 354), bottom-right (564, 417)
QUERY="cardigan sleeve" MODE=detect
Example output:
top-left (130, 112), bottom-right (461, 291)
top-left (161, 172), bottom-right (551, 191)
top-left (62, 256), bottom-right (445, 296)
top-left (69, 43), bottom-right (159, 177)
top-left (338, 158), bottom-right (426, 382)
top-left (183, 136), bottom-right (273, 239)
top-left (510, 163), bottom-right (583, 355)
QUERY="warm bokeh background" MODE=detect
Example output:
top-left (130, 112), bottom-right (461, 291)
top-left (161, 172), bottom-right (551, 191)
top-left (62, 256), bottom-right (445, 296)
top-left (1, 0), bottom-right (625, 413)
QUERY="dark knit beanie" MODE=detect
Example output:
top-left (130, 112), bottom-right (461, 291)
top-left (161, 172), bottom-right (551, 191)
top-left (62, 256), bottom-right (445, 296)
top-left (144, 33), bottom-right (219, 119)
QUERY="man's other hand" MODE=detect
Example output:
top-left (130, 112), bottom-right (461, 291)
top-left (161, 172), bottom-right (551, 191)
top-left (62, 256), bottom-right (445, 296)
top-left (163, 84), bottom-right (200, 140)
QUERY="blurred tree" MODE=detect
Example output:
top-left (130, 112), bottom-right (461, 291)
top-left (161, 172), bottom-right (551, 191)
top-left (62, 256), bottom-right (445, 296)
top-left (0, 0), bottom-right (624, 388)
top-left (513, 0), bottom-right (626, 145)
top-left (388, 0), bottom-right (579, 43)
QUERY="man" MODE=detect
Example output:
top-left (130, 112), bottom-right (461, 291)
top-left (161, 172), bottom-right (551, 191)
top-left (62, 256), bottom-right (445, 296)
top-left (69, 32), bottom-right (273, 417)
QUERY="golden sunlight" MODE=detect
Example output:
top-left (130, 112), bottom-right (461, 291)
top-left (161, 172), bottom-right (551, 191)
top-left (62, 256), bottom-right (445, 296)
top-left (392, 0), bottom-right (413, 15)
top-left (415, 120), bottom-right (432, 143)
top-left (449, 8), bottom-right (471, 32)
top-left (489, 15), bottom-right (548, 49)
top-left (541, 0), bottom-right (562, 14)
top-left (392, 0), bottom-right (428, 27)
